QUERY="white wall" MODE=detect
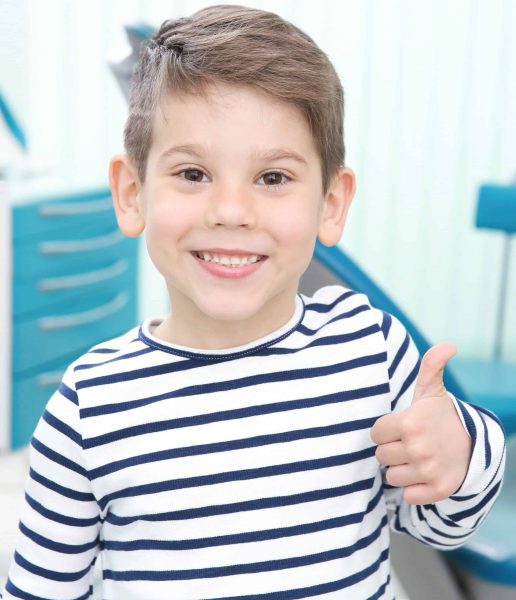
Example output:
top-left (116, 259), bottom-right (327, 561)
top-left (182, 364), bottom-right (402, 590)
top-left (1, 0), bottom-right (516, 360)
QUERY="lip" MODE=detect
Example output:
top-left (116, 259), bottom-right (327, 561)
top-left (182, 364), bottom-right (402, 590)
top-left (191, 250), bottom-right (267, 280)
top-left (194, 248), bottom-right (267, 257)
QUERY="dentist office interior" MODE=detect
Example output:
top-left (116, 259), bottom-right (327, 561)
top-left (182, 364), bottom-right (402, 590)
top-left (1, 1), bottom-right (516, 598)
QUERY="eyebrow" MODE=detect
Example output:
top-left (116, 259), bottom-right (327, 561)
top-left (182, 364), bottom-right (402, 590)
top-left (157, 144), bottom-right (308, 167)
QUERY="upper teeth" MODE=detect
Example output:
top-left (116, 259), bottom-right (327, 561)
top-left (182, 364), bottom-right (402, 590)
top-left (196, 252), bottom-right (262, 266)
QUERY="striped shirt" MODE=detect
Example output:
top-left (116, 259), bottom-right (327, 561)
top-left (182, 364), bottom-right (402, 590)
top-left (2, 286), bottom-right (505, 600)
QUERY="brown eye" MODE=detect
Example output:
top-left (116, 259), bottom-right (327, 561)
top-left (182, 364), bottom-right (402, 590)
top-left (182, 169), bottom-right (205, 183)
top-left (260, 172), bottom-right (288, 187)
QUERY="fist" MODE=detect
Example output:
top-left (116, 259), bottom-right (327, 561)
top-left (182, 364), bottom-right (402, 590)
top-left (371, 343), bottom-right (472, 505)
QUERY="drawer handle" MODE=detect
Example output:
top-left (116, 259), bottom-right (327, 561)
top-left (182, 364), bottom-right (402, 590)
top-left (38, 291), bottom-right (129, 330)
top-left (37, 259), bottom-right (129, 291)
top-left (36, 370), bottom-right (65, 388)
top-left (38, 198), bottom-right (113, 217)
top-left (39, 229), bottom-right (124, 254)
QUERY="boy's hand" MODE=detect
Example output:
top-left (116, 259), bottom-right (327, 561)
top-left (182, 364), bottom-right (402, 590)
top-left (371, 343), bottom-right (472, 505)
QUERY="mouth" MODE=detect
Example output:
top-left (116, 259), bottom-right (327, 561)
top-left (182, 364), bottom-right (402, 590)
top-left (191, 250), bottom-right (267, 268)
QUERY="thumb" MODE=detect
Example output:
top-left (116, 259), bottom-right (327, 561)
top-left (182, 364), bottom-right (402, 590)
top-left (413, 342), bottom-right (457, 402)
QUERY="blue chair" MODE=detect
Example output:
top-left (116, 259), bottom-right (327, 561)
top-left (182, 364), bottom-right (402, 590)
top-left (303, 241), bottom-right (516, 597)
top-left (449, 184), bottom-right (516, 437)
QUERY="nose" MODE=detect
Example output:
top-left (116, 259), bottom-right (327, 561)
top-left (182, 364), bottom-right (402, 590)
top-left (205, 180), bottom-right (257, 229)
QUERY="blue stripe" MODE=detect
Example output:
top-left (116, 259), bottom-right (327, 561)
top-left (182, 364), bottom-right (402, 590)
top-left (105, 477), bottom-right (376, 525)
top-left (58, 382), bottom-right (78, 405)
top-left (14, 551), bottom-right (92, 582)
top-left (103, 484), bottom-right (384, 551)
top-left (42, 410), bottom-right (82, 446)
top-left (304, 290), bottom-right (356, 313)
top-left (367, 574), bottom-right (391, 600)
top-left (380, 312), bottom-right (392, 339)
top-left (88, 416), bottom-right (377, 477)
top-left (5, 579), bottom-right (92, 600)
top-left (455, 400), bottom-right (478, 450)
top-left (391, 359), bottom-right (419, 410)
top-left (25, 492), bottom-right (100, 527)
top-left (204, 547), bottom-right (390, 600)
top-left (388, 333), bottom-right (409, 379)
top-left (103, 514), bottom-right (387, 581)
top-left (31, 437), bottom-right (87, 478)
top-left (83, 383), bottom-right (389, 449)
top-left (74, 346), bottom-right (155, 370)
top-left (79, 352), bottom-right (388, 417)
top-left (98, 446), bottom-right (377, 510)
top-left (415, 506), bottom-right (472, 540)
top-left (19, 521), bottom-right (98, 554)
top-left (448, 480), bottom-right (501, 522)
top-left (296, 304), bottom-right (371, 335)
top-left (265, 325), bottom-right (381, 355)
top-left (29, 468), bottom-right (95, 502)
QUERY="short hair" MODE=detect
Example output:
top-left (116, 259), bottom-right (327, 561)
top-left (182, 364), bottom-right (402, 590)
top-left (124, 4), bottom-right (345, 193)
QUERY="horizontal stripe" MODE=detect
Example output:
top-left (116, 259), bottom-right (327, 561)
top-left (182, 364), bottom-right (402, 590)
top-left (105, 477), bottom-right (376, 525)
top-left (103, 514), bottom-right (388, 581)
top-left (29, 468), bottom-right (95, 502)
top-left (98, 446), bottom-right (377, 510)
top-left (296, 304), bottom-right (372, 335)
top-left (19, 521), bottom-right (98, 555)
top-left (102, 484), bottom-right (384, 552)
top-left (80, 352), bottom-right (388, 419)
top-left (304, 290), bottom-right (355, 313)
top-left (25, 493), bottom-right (100, 527)
top-left (57, 381), bottom-right (77, 405)
top-left (5, 579), bottom-right (92, 600)
top-left (14, 551), bottom-right (91, 583)
top-left (41, 410), bottom-right (82, 446)
top-left (31, 437), bottom-right (87, 478)
top-left (88, 416), bottom-right (377, 477)
top-left (74, 345), bottom-right (155, 370)
top-left (204, 548), bottom-right (390, 600)
top-left (82, 383), bottom-right (389, 447)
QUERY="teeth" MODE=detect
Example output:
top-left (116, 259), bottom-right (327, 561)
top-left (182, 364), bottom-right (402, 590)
top-left (196, 252), bottom-right (263, 267)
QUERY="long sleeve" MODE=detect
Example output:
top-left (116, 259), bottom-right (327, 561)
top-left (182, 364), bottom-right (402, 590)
top-left (2, 366), bottom-right (101, 600)
top-left (379, 311), bottom-right (506, 550)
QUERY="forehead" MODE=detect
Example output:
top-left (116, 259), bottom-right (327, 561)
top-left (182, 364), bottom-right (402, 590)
top-left (149, 83), bottom-right (319, 164)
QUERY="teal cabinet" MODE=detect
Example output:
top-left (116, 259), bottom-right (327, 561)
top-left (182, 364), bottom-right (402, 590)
top-left (1, 185), bottom-right (138, 450)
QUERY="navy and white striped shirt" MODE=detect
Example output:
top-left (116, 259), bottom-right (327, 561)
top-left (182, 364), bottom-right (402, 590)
top-left (2, 286), bottom-right (505, 599)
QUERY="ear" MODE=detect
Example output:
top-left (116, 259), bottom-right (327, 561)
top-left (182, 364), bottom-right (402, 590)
top-left (109, 154), bottom-right (145, 237)
top-left (317, 167), bottom-right (356, 247)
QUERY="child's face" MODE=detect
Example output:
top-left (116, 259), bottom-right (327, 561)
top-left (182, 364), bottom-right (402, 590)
top-left (116, 84), bottom-right (353, 346)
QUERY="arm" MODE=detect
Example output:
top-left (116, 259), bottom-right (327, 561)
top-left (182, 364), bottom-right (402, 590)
top-left (372, 312), bottom-right (506, 549)
top-left (1, 367), bottom-right (101, 599)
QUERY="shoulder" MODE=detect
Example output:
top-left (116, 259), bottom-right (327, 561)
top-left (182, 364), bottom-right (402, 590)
top-left (299, 285), bottom-right (412, 350)
top-left (299, 285), bottom-right (387, 329)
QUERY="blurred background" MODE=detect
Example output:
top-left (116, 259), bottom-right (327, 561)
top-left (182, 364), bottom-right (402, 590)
top-left (2, 0), bottom-right (515, 358)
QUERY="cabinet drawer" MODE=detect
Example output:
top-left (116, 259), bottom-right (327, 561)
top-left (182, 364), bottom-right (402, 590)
top-left (12, 188), bottom-right (116, 242)
top-left (13, 253), bottom-right (137, 318)
top-left (13, 290), bottom-right (137, 375)
top-left (13, 228), bottom-right (134, 280)
top-left (11, 366), bottom-right (67, 449)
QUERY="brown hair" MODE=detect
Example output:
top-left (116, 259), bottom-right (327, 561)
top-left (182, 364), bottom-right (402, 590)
top-left (124, 4), bottom-right (345, 193)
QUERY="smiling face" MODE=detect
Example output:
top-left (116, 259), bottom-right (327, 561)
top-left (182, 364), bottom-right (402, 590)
top-left (111, 83), bottom-right (355, 348)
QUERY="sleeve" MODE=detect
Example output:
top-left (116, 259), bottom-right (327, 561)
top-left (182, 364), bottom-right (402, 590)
top-left (379, 311), bottom-right (506, 550)
top-left (1, 365), bottom-right (101, 600)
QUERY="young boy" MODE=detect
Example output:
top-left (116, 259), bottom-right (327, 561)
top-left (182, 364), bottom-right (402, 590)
top-left (2, 5), bottom-right (505, 599)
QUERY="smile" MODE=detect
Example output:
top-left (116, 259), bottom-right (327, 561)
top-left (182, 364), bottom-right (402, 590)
top-left (192, 251), bottom-right (266, 267)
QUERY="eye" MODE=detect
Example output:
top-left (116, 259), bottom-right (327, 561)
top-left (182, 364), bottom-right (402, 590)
top-left (176, 168), bottom-right (208, 184)
top-left (257, 171), bottom-right (290, 188)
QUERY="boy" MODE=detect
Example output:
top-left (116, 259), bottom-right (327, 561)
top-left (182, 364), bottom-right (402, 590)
top-left (2, 5), bottom-right (505, 599)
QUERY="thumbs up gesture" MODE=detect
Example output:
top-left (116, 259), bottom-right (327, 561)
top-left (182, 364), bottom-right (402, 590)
top-left (371, 343), bottom-right (472, 505)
